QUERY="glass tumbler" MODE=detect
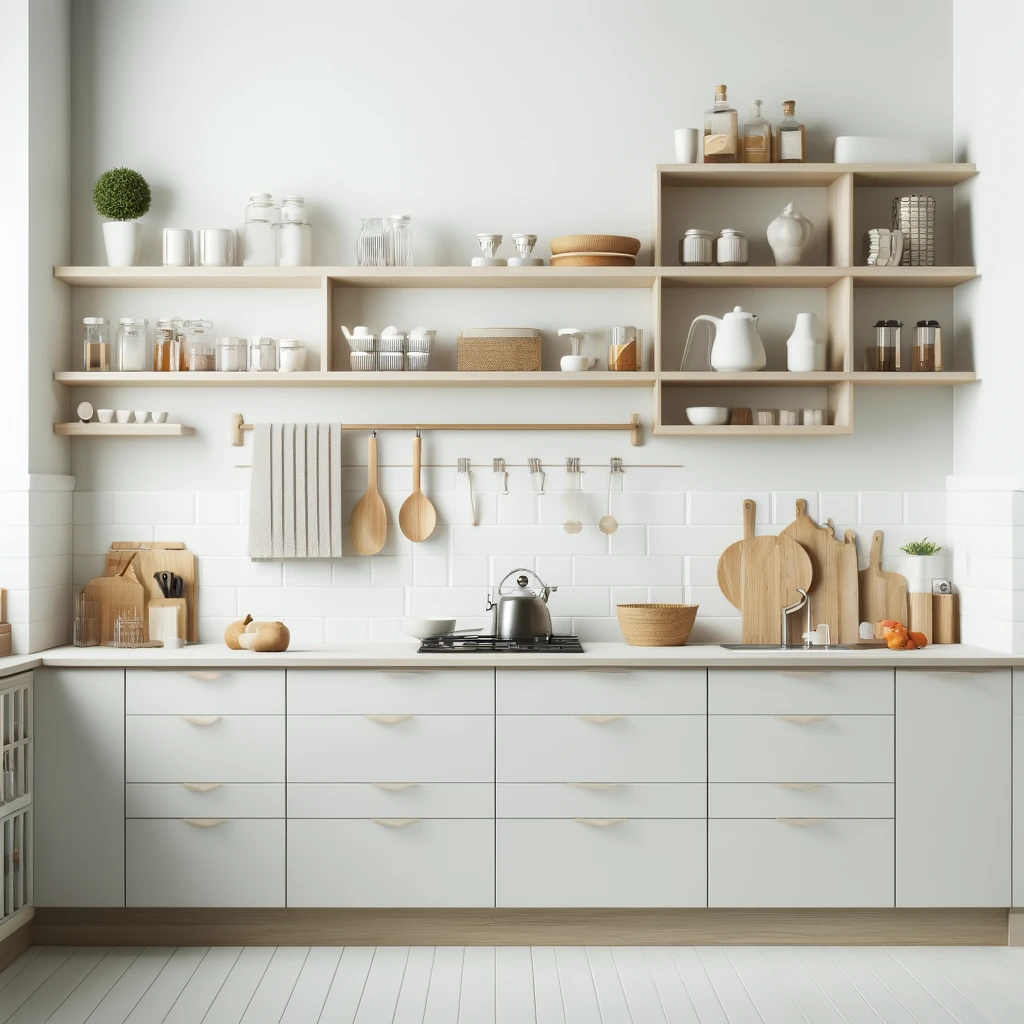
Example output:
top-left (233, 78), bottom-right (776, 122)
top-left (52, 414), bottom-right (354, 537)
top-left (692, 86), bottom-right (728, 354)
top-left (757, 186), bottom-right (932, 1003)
top-left (355, 218), bottom-right (386, 266)
top-left (608, 326), bottom-right (644, 371)
top-left (386, 215), bottom-right (413, 266)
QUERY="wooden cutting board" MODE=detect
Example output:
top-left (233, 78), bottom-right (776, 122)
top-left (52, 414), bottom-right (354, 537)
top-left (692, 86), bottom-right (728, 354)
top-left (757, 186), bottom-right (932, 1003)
top-left (85, 555), bottom-right (146, 646)
top-left (780, 499), bottom-right (860, 644)
top-left (106, 542), bottom-right (198, 642)
top-left (717, 498), bottom-right (756, 609)
top-left (859, 530), bottom-right (908, 625)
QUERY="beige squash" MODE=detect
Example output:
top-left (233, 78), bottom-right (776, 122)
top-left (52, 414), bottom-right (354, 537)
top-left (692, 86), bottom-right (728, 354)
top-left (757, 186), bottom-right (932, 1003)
top-left (223, 614), bottom-right (254, 650)
top-left (239, 620), bottom-right (290, 652)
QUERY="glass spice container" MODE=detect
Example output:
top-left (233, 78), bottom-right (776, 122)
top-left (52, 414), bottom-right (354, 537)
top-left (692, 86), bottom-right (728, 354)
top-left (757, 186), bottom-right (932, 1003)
top-left (913, 320), bottom-right (942, 372)
top-left (386, 215), bottom-right (414, 266)
top-left (243, 192), bottom-right (278, 266)
top-left (183, 319), bottom-right (214, 371)
top-left (680, 228), bottom-right (714, 266)
top-left (775, 101), bottom-right (806, 163)
top-left (865, 320), bottom-right (902, 371)
top-left (215, 337), bottom-right (246, 371)
top-left (248, 336), bottom-right (278, 371)
top-left (608, 326), bottom-right (644, 371)
top-left (278, 196), bottom-right (312, 266)
top-left (703, 84), bottom-right (739, 163)
top-left (83, 317), bottom-right (111, 371)
top-left (116, 317), bottom-right (149, 372)
top-left (152, 319), bottom-right (177, 372)
top-left (743, 100), bottom-right (772, 163)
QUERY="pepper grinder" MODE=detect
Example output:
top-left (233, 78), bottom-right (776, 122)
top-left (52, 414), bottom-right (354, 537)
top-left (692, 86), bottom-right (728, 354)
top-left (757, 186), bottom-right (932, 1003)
top-left (508, 233), bottom-right (544, 267)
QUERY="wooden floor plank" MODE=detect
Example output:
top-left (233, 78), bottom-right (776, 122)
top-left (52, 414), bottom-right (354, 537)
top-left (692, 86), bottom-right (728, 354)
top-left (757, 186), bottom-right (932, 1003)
top-left (459, 946), bottom-right (496, 1024)
top-left (83, 947), bottom-right (176, 1024)
top-left (0, 948), bottom-right (44, 993)
top-left (45, 948), bottom-right (143, 1024)
top-left (202, 946), bottom-right (276, 1024)
top-left (240, 947), bottom-right (310, 1024)
top-left (854, 946), bottom-right (963, 1024)
top-left (317, 946), bottom-right (374, 1024)
top-left (392, 947), bottom-right (435, 1024)
top-left (530, 947), bottom-right (566, 1024)
top-left (496, 947), bottom-right (535, 1024)
top-left (641, 947), bottom-right (702, 1024)
top-left (124, 947), bottom-right (207, 1024)
top-left (946, 947), bottom-right (1024, 1014)
top-left (0, 948), bottom-right (77, 1022)
top-left (788, 947), bottom-right (886, 1024)
top-left (757, 947), bottom-right (847, 1024)
top-left (278, 947), bottom-right (342, 1024)
top-left (724, 946), bottom-right (807, 1024)
top-left (885, 947), bottom-right (1007, 1024)
top-left (584, 947), bottom-right (632, 1024)
top-left (422, 946), bottom-right (464, 1024)
top-left (162, 947), bottom-right (243, 1024)
top-left (692, 947), bottom-right (762, 1024)
top-left (554, 947), bottom-right (602, 1023)
top-left (6, 948), bottom-right (111, 1024)
top-left (609, 947), bottom-right (667, 1024)
top-left (352, 946), bottom-right (407, 1024)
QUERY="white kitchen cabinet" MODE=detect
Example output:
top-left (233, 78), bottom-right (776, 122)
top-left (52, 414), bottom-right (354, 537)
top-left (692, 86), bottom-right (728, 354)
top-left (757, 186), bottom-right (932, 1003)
top-left (126, 668), bottom-right (285, 715)
top-left (34, 668), bottom-right (125, 907)
top-left (497, 782), bottom-right (706, 819)
top-left (496, 668), bottom-right (705, 714)
top-left (288, 668), bottom-right (493, 715)
top-left (1015, 679), bottom-right (1024, 906)
top-left (897, 668), bottom-right (1011, 907)
top-left (126, 782), bottom-right (285, 818)
top-left (288, 782), bottom-right (493, 818)
top-left (709, 783), bottom-right (894, 819)
top-left (709, 668), bottom-right (893, 715)
top-left (496, 819), bottom-right (707, 907)
top-left (288, 819), bottom-right (494, 907)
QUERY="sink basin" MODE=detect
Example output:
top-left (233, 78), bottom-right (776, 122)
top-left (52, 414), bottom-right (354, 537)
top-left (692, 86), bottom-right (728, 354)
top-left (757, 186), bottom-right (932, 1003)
top-left (720, 643), bottom-right (852, 651)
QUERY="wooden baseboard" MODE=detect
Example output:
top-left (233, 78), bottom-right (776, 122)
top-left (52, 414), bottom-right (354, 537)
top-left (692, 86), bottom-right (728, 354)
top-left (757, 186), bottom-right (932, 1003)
top-left (0, 914), bottom-right (33, 972)
top-left (32, 907), bottom-right (1009, 947)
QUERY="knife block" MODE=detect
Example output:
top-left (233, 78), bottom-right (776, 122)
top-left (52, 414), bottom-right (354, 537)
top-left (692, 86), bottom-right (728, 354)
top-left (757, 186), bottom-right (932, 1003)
top-left (932, 593), bottom-right (960, 644)
top-left (148, 598), bottom-right (187, 642)
top-left (908, 592), bottom-right (933, 644)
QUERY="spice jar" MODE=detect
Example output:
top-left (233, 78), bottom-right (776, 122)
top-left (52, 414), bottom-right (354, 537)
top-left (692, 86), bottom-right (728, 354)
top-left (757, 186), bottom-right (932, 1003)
top-left (680, 229), bottom-right (714, 266)
top-left (116, 318), bottom-right (149, 372)
top-left (215, 337), bottom-right (246, 371)
top-left (913, 320), bottom-right (942, 372)
top-left (608, 326), bottom-right (644, 371)
top-left (278, 197), bottom-right (312, 266)
top-left (82, 317), bottom-right (111, 371)
top-left (248, 336), bottom-right (278, 371)
top-left (865, 320), bottom-right (902, 371)
top-left (386, 215), bottom-right (413, 266)
top-left (278, 339), bottom-right (305, 372)
top-left (183, 319), bottom-right (214, 371)
top-left (153, 319), bottom-right (178, 372)
top-left (716, 229), bottom-right (748, 266)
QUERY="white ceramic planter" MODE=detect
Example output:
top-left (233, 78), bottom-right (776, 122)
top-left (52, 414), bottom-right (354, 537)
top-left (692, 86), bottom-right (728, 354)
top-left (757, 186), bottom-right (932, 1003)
top-left (102, 220), bottom-right (142, 267)
top-left (904, 553), bottom-right (945, 593)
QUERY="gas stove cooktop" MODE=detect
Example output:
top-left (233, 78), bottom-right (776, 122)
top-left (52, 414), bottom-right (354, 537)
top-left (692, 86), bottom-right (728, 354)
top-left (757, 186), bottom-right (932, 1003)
top-left (417, 634), bottom-right (584, 654)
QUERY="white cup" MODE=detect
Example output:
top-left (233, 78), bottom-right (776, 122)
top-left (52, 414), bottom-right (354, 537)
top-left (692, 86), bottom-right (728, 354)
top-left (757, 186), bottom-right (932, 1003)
top-left (151, 412), bottom-right (168, 423)
top-left (674, 128), bottom-right (700, 164)
top-left (162, 228), bottom-right (193, 267)
top-left (96, 408), bottom-right (114, 424)
top-left (134, 410), bottom-right (149, 424)
top-left (115, 410), bottom-right (132, 424)
top-left (199, 228), bottom-right (234, 267)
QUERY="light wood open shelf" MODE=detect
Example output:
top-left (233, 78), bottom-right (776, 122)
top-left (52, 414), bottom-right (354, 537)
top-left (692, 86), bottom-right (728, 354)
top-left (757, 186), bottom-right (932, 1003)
top-left (654, 423), bottom-right (853, 437)
top-left (658, 371), bottom-right (977, 387)
top-left (657, 163), bottom-right (978, 187)
top-left (53, 422), bottom-right (194, 436)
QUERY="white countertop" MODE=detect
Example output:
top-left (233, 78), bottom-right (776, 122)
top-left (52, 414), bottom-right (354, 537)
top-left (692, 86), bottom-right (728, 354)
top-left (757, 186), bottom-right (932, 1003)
top-left (0, 641), bottom-right (1020, 677)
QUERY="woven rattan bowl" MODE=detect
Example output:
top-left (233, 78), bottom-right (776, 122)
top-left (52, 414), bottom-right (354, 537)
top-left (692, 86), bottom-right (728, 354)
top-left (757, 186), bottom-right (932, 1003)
top-left (549, 234), bottom-right (642, 256)
top-left (616, 603), bottom-right (698, 647)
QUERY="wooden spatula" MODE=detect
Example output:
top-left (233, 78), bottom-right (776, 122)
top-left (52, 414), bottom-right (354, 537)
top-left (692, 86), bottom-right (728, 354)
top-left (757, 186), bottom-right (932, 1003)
top-left (349, 432), bottom-right (388, 555)
top-left (399, 433), bottom-right (437, 542)
top-left (859, 529), bottom-right (908, 624)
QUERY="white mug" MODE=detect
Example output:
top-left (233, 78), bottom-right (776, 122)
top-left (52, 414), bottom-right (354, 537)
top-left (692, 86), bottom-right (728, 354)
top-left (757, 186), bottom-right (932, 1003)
top-left (199, 228), bottom-right (234, 267)
top-left (674, 128), bottom-right (700, 164)
top-left (162, 228), bottom-right (193, 267)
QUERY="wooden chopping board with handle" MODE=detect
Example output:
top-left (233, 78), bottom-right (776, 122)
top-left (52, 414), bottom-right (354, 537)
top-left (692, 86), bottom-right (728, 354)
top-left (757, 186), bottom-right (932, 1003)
top-left (717, 498), bottom-right (756, 609)
top-left (780, 499), bottom-right (860, 644)
top-left (106, 542), bottom-right (198, 642)
top-left (859, 529), bottom-right (908, 625)
top-left (85, 554), bottom-right (146, 646)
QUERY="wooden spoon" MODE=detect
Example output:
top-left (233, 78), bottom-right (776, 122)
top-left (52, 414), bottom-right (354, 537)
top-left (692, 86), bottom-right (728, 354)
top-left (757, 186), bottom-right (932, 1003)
top-left (399, 433), bottom-right (437, 542)
top-left (349, 432), bottom-right (388, 555)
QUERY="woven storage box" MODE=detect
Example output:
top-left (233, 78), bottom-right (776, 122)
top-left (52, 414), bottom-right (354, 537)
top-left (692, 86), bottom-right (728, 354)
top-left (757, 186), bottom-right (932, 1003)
top-left (458, 335), bottom-right (542, 371)
top-left (550, 234), bottom-right (642, 256)
top-left (616, 603), bottom-right (698, 646)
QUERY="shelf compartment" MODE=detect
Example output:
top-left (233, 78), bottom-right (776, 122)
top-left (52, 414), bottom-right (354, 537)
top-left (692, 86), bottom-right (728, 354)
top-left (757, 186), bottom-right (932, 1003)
top-left (656, 163), bottom-right (978, 188)
top-left (658, 371), bottom-right (976, 387)
top-left (53, 423), bottom-right (195, 436)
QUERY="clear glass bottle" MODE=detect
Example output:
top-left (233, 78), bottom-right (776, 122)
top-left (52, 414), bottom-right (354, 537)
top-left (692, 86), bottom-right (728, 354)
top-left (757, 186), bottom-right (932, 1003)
top-left (775, 101), bottom-right (806, 163)
top-left (386, 215), bottom-right (413, 266)
top-left (278, 196), bottom-right (312, 266)
top-left (703, 84), bottom-right (739, 163)
top-left (243, 192), bottom-right (278, 266)
top-left (82, 317), bottom-right (111, 371)
top-left (215, 338), bottom-right (246, 371)
top-left (743, 100), bottom-right (772, 163)
top-left (355, 217), bottom-right (386, 266)
top-left (183, 319), bottom-right (215, 371)
top-left (153, 319), bottom-right (176, 372)
top-left (116, 317), bottom-right (149, 372)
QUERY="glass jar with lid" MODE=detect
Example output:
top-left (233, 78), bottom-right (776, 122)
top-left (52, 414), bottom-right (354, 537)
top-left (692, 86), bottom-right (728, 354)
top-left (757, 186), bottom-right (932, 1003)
top-left (153, 318), bottom-right (177, 371)
top-left (680, 228), bottom-right (714, 266)
top-left (248, 336), bottom-right (278, 371)
top-left (116, 318), bottom-right (149, 371)
top-left (386, 215), bottom-right (413, 266)
top-left (215, 337), bottom-right (246, 372)
top-left (278, 196), bottom-right (312, 266)
top-left (243, 192), bottom-right (278, 266)
top-left (278, 339), bottom-right (305, 372)
top-left (183, 319), bottom-right (215, 371)
top-left (83, 317), bottom-right (111, 371)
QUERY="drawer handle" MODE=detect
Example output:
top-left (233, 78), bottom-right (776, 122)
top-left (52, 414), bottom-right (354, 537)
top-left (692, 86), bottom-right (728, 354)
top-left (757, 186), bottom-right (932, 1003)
top-left (777, 670), bottom-right (826, 677)
top-left (773, 714), bottom-right (828, 725)
top-left (773, 782), bottom-right (822, 791)
top-left (375, 670), bottom-right (429, 676)
top-left (575, 714), bottom-right (624, 725)
top-left (776, 817), bottom-right (828, 826)
top-left (180, 715), bottom-right (222, 726)
top-left (181, 782), bottom-right (222, 793)
top-left (176, 672), bottom-right (224, 681)
top-left (575, 818), bottom-right (627, 827)
top-left (181, 818), bottom-right (228, 828)
top-left (372, 782), bottom-right (418, 791)
top-left (371, 817), bottom-right (419, 827)
top-left (365, 714), bottom-right (413, 725)
top-left (565, 782), bottom-right (624, 791)
top-left (581, 669), bottom-right (631, 676)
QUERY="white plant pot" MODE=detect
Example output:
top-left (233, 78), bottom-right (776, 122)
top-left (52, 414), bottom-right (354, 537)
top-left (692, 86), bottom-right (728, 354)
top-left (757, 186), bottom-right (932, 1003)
top-left (102, 220), bottom-right (142, 267)
top-left (904, 552), bottom-right (945, 593)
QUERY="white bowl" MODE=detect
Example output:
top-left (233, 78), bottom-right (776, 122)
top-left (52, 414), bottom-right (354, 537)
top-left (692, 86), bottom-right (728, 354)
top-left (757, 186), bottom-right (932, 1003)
top-left (402, 616), bottom-right (456, 640)
top-left (96, 408), bottom-right (114, 424)
top-left (686, 406), bottom-right (730, 426)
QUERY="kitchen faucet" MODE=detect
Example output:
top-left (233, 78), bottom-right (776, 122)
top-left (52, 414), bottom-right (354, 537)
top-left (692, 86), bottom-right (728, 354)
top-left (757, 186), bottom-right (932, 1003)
top-left (781, 588), bottom-right (809, 647)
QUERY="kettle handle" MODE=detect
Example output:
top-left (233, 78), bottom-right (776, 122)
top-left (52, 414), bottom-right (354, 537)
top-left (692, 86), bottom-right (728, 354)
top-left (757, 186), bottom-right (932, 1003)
top-left (496, 567), bottom-right (553, 600)
top-left (681, 316), bottom-right (718, 371)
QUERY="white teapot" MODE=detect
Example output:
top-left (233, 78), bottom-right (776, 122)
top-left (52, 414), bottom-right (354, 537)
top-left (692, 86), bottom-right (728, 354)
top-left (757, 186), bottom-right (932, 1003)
top-left (767, 202), bottom-right (814, 266)
top-left (681, 306), bottom-right (766, 372)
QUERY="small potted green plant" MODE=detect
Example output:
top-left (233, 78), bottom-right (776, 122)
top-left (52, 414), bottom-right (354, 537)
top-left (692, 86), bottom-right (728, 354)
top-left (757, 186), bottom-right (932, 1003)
top-left (900, 537), bottom-right (945, 592)
top-left (93, 167), bottom-right (151, 267)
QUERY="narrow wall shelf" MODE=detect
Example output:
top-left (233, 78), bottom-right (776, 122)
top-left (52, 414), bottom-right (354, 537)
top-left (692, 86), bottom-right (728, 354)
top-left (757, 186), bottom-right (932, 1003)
top-left (658, 371), bottom-right (977, 387)
top-left (657, 162), bottom-right (978, 187)
top-left (654, 424), bottom-right (853, 437)
top-left (53, 423), bottom-right (194, 437)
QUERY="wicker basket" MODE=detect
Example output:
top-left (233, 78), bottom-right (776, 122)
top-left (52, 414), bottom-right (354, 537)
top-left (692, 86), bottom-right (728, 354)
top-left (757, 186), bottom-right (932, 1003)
top-left (458, 335), bottom-right (542, 371)
top-left (550, 234), bottom-right (642, 256)
top-left (549, 252), bottom-right (636, 267)
top-left (616, 603), bottom-right (698, 647)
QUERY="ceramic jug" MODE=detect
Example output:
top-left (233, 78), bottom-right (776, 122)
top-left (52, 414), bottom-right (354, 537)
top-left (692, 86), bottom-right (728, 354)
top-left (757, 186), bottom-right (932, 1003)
top-left (767, 202), bottom-right (814, 266)
top-left (681, 306), bottom-right (766, 372)
top-left (786, 312), bottom-right (827, 371)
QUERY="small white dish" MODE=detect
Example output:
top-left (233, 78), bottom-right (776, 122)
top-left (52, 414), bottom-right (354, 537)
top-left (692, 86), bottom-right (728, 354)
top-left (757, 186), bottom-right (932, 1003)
top-left (133, 410), bottom-right (149, 424)
top-left (96, 409), bottom-right (114, 424)
top-left (162, 636), bottom-right (185, 649)
top-left (402, 616), bottom-right (456, 640)
top-left (560, 355), bottom-right (597, 371)
top-left (686, 406), bottom-right (730, 426)
top-left (150, 411), bottom-right (168, 424)
top-left (77, 401), bottom-right (94, 423)
top-left (115, 410), bottom-right (132, 424)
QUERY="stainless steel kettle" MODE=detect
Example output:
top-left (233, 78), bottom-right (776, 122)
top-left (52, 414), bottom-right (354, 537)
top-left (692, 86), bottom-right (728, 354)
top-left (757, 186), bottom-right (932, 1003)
top-left (487, 568), bottom-right (558, 639)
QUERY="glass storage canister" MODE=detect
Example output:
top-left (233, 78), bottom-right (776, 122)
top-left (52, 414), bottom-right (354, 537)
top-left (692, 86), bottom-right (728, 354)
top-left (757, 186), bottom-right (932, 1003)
top-left (153, 319), bottom-right (178, 372)
top-left (278, 338), bottom-right (305, 372)
top-left (183, 319), bottom-right (215, 371)
top-left (248, 336), bottom-right (278, 371)
top-left (215, 337), bottom-right (246, 372)
top-left (608, 326), bottom-right (644, 371)
top-left (716, 229), bottom-right (748, 266)
top-left (913, 319), bottom-right (942, 372)
top-left (680, 229), bottom-right (714, 266)
top-left (116, 317), bottom-right (149, 372)
top-left (278, 196), bottom-right (312, 267)
top-left (243, 192), bottom-right (278, 267)
top-left (386, 215), bottom-right (413, 266)
top-left (83, 317), bottom-right (111, 372)
top-left (865, 319), bottom-right (902, 371)
top-left (355, 217), bottom-right (387, 266)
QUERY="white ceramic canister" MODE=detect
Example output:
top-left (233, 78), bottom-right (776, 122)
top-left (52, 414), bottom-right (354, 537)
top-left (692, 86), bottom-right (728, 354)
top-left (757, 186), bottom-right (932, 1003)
top-left (716, 228), bottom-right (748, 266)
top-left (680, 228), bottom-right (714, 266)
top-left (162, 228), bottom-right (193, 267)
top-left (278, 339), bottom-right (305, 372)
top-left (786, 312), bottom-right (827, 371)
top-left (199, 228), bottom-right (235, 267)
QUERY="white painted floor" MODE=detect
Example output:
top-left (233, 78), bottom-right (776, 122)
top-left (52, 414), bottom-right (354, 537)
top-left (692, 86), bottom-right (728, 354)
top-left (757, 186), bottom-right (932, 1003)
top-left (3, 945), bottom-right (1024, 1023)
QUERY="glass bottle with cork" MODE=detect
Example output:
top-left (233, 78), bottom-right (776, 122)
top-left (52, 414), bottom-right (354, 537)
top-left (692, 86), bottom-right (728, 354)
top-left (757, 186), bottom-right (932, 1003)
top-left (703, 85), bottom-right (739, 163)
top-left (743, 100), bottom-right (772, 163)
top-left (775, 101), bottom-right (806, 162)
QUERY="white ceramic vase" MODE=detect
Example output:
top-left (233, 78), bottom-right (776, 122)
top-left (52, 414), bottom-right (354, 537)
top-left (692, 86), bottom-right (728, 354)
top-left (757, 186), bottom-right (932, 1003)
top-left (904, 552), bottom-right (945, 593)
top-left (102, 220), bottom-right (142, 267)
top-left (786, 312), bottom-right (827, 371)
top-left (767, 202), bottom-right (813, 266)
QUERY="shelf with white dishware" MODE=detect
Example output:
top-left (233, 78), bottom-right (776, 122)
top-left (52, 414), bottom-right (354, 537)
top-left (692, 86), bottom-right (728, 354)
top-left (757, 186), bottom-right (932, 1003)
top-left (52, 422), bottom-right (194, 436)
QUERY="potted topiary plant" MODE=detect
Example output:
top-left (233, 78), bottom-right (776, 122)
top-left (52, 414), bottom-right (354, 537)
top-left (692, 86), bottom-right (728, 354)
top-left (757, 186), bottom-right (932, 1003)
top-left (93, 167), bottom-right (151, 267)
top-left (900, 537), bottom-right (946, 593)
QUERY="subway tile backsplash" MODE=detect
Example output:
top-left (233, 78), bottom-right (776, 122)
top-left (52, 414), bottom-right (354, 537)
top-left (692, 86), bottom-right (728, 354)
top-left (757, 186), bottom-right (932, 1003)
top-left (68, 487), bottom-right (950, 644)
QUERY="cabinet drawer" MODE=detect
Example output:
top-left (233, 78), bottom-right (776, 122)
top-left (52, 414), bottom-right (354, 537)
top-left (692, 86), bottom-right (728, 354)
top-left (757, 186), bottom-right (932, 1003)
top-left (288, 715), bottom-right (493, 782)
top-left (496, 819), bottom-right (707, 907)
top-left (709, 715), bottom-right (893, 782)
top-left (288, 782), bottom-right (493, 818)
top-left (126, 669), bottom-right (285, 715)
top-left (497, 715), bottom-right (705, 782)
top-left (126, 818), bottom-right (285, 907)
top-left (126, 715), bottom-right (285, 782)
top-left (709, 669), bottom-right (893, 715)
top-left (288, 819), bottom-right (494, 907)
top-left (709, 783), bottom-right (894, 819)
top-left (287, 668), bottom-right (493, 715)
top-left (497, 783), bottom-right (705, 819)
top-left (126, 783), bottom-right (285, 818)
top-left (497, 668), bottom-right (705, 714)
top-left (709, 818), bottom-right (894, 907)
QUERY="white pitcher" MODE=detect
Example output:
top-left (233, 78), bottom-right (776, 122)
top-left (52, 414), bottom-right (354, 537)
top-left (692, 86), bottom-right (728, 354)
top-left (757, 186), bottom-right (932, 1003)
top-left (681, 306), bottom-right (766, 372)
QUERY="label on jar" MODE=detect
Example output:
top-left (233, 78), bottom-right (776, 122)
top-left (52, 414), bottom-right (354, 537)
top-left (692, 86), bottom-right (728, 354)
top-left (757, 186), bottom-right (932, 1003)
top-left (780, 130), bottom-right (803, 161)
top-left (704, 133), bottom-right (734, 156)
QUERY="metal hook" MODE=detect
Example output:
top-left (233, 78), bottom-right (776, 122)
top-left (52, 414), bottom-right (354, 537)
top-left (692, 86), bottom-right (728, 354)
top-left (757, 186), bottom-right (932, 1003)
top-left (493, 458), bottom-right (508, 495)
top-left (528, 457), bottom-right (546, 495)
top-left (610, 457), bottom-right (623, 474)
top-left (371, 428), bottom-right (377, 438)
top-left (415, 428), bottom-right (421, 439)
